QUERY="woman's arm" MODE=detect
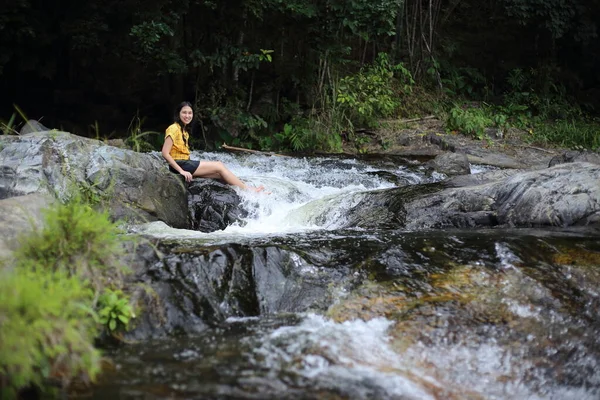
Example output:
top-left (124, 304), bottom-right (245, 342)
top-left (161, 136), bottom-right (193, 182)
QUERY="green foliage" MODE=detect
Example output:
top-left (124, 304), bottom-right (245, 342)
top-left (0, 112), bottom-right (17, 135)
top-left (494, 102), bottom-right (531, 130)
top-left (0, 266), bottom-right (101, 398)
top-left (530, 118), bottom-right (600, 150)
top-left (0, 197), bottom-right (134, 395)
top-left (0, 105), bottom-right (30, 135)
top-left (354, 135), bottom-right (371, 153)
top-left (97, 289), bottom-right (136, 333)
top-left (274, 121), bottom-right (312, 152)
top-left (329, 0), bottom-right (402, 39)
top-left (337, 53), bottom-right (404, 128)
top-left (4, 0), bottom-right (600, 154)
top-left (446, 105), bottom-right (494, 140)
top-left (503, 67), bottom-right (581, 121)
top-left (13, 196), bottom-right (128, 295)
top-left (129, 19), bottom-right (187, 74)
top-left (124, 113), bottom-right (160, 152)
top-left (130, 21), bottom-right (174, 55)
top-left (233, 49), bottom-right (275, 72)
top-left (201, 94), bottom-right (269, 149)
top-left (441, 66), bottom-right (487, 98)
top-left (502, 0), bottom-right (589, 40)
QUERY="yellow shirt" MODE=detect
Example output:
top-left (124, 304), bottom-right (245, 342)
top-left (165, 123), bottom-right (190, 160)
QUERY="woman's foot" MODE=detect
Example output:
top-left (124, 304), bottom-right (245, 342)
top-left (246, 185), bottom-right (270, 194)
top-left (248, 185), bottom-right (265, 192)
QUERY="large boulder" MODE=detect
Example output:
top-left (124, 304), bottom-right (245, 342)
top-left (187, 179), bottom-right (247, 232)
top-left (126, 240), bottom-right (336, 339)
top-left (426, 152), bottom-right (471, 177)
top-left (0, 131), bottom-right (189, 228)
top-left (0, 193), bottom-right (54, 262)
top-left (338, 162), bottom-right (600, 230)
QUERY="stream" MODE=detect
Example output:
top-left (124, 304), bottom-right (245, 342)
top-left (89, 151), bottom-right (600, 400)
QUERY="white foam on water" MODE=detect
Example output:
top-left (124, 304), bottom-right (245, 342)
top-left (403, 339), bottom-right (600, 400)
top-left (244, 310), bottom-right (600, 400)
top-left (135, 152), bottom-right (429, 240)
top-left (250, 314), bottom-right (438, 400)
top-left (495, 242), bottom-right (523, 270)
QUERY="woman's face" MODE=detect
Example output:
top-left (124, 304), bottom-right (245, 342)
top-left (179, 106), bottom-right (193, 125)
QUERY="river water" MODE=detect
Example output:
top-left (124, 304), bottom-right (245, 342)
top-left (90, 151), bottom-right (600, 400)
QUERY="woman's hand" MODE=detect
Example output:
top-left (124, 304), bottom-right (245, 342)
top-left (181, 171), bottom-right (193, 182)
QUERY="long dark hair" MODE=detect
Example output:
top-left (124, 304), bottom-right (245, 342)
top-left (174, 101), bottom-right (193, 133)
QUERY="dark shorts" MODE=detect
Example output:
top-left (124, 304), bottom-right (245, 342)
top-left (169, 159), bottom-right (200, 174)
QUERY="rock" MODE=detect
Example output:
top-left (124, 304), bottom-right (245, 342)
top-left (187, 179), bottom-right (247, 232)
top-left (548, 150), bottom-right (600, 167)
top-left (342, 187), bottom-right (410, 229)
top-left (126, 241), bottom-right (334, 339)
top-left (0, 131), bottom-right (189, 228)
top-left (19, 120), bottom-right (49, 135)
top-left (0, 193), bottom-right (53, 262)
top-left (484, 127), bottom-right (504, 139)
top-left (106, 138), bottom-right (127, 148)
top-left (0, 130), bottom-right (252, 233)
top-left (424, 132), bottom-right (456, 151)
top-left (407, 162), bottom-right (600, 229)
top-left (466, 154), bottom-right (525, 169)
top-left (446, 169), bottom-right (520, 188)
top-left (335, 162), bottom-right (600, 230)
top-left (427, 152), bottom-right (471, 177)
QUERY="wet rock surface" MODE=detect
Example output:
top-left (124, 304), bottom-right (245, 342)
top-left (187, 179), bottom-right (247, 232)
top-left (125, 238), bottom-right (343, 340)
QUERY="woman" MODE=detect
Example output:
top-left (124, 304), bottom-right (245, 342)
top-left (162, 101), bottom-right (264, 192)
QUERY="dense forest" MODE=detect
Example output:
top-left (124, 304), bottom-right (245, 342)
top-left (1, 0), bottom-right (599, 151)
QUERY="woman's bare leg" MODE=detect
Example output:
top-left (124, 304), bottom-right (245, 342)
top-left (192, 161), bottom-right (264, 191)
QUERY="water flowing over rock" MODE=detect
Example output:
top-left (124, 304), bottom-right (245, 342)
top-left (104, 230), bottom-right (600, 399)
top-left (3, 128), bottom-right (600, 399)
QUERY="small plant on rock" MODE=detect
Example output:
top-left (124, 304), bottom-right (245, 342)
top-left (97, 288), bottom-right (136, 333)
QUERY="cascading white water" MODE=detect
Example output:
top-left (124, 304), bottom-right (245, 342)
top-left (97, 151), bottom-right (600, 399)
top-left (133, 151), bottom-right (439, 240)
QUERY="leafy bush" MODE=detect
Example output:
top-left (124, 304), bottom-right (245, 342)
top-left (13, 197), bottom-right (129, 294)
top-left (503, 67), bottom-right (582, 121)
top-left (274, 122), bottom-right (310, 152)
top-left (337, 53), bottom-right (402, 128)
top-left (98, 289), bottom-right (136, 333)
top-left (445, 104), bottom-right (494, 140)
top-left (0, 268), bottom-right (101, 398)
top-left (1, 198), bottom-right (135, 396)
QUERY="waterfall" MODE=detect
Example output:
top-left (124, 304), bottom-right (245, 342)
top-left (105, 152), bottom-right (600, 400)
top-left (133, 151), bottom-right (438, 239)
